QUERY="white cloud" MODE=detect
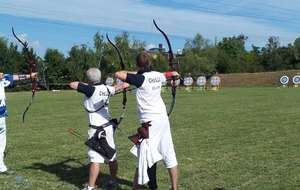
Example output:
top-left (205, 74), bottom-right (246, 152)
top-left (16, 33), bottom-right (27, 43)
top-left (30, 40), bottom-right (41, 49)
top-left (0, 0), bottom-right (298, 47)
top-left (146, 43), bottom-right (157, 50)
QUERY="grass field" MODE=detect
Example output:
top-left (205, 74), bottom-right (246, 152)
top-left (1, 87), bottom-right (300, 190)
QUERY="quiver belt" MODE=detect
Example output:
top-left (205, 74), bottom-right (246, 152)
top-left (89, 119), bottom-right (118, 130)
top-left (128, 121), bottom-right (151, 145)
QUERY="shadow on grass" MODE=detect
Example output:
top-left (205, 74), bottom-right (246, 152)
top-left (25, 158), bottom-right (133, 189)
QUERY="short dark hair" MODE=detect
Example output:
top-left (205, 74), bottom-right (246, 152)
top-left (136, 51), bottom-right (151, 68)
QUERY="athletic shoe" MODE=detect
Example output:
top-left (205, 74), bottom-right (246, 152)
top-left (80, 186), bottom-right (96, 190)
top-left (0, 165), bottom-right (8, 173)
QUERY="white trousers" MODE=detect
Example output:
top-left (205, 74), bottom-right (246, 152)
top-left (0, 117), bottom-right (7, 172)
top-left (134, 115), bottom-right (178, 184)
top-left (87, 125), bottom-right (116, 163)
top-left (147, 115), bottom-right (178, 168)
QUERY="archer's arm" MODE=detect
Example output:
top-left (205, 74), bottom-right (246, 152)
top-left (69, 82), bottom-right (94, 98)
top-left (115, 71), bottom-right (144, 88)
top-left (12, 72), bottom-right (38, 81)
top-left (164, 71), bottom-right (180, 79)
top-left (114, 71), bottom-right (138, 81)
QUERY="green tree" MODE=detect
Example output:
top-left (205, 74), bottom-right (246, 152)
top-left (184, 33), bottom-right (211, 51)
top-left (216, 35), bottom-right (247, 73)
top-left (261, 36), bottom-right (283, 71)
top-left (0, 38), bottom-right (24, 73)
top-left (243, 45), bottom-right (264, 72)
top-left (93, 32), bottom-right (106, 68)
top-left (180, 34), bottom-right (216, 76)
top-left (294, 38), bottom-right (300, 59)
top-left (67, 44), bottom-right (97, 81)
top-left (44, 48), bottom-right (67, 88)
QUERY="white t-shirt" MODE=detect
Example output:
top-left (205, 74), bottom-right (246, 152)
top-left (0, 74), bottom-right (13, 118)
top-left (84, 84), bottom-right (115, 126)
top-left (135, 71), bottom-right (167, 121)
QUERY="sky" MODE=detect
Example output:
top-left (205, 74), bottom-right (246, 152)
top-left (0, 0), bottom-right (299, 56)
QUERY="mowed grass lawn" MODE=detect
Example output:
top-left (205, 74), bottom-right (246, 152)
top-left (1, 87), bottom-right (300, 190)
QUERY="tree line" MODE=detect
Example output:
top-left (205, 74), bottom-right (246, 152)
top-left (0, 31), bottom-right (300, 90)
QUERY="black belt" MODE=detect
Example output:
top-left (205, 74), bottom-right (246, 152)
top-left (89, 119), bottom-right (118, 130)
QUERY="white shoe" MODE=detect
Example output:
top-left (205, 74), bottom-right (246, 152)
top-left (0, 165), bottom-right (7, 173)
top-left (81, 186), bottom-right (96, 190)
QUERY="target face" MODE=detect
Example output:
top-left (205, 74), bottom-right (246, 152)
top-left (279, 75), bottom-right (289, 85)
top-left (292, 75), bottom-right (300, 85)
top-left (196, 76), bottom-right (206, 86)
top-left (105, 77), bottom-right (114, 86)
top-left (183, 77), bottom-right (193, 86)
top-left (210, 76), bottom-right (221, 86)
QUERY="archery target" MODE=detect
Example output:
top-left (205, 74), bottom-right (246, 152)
top-left (210, 76), bottom-right (221, 86)
top-left (196, 76), bottom-right (206, 86)
top-left (105, 77), bottom-right (114, 86)
top-left (183, 77), bottom-right (193, 86)
top-left (279, 75), bottom-right (289, 85)
top-left (292, 75), bottom-right (300, 85)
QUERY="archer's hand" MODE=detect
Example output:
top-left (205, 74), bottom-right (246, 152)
top-left (0, 73), bottom-right (3, 80)
top-left (115, 71), bottom-right (127, 81)
top-left (172, 71), bottom-right (180, 79)
top-left (123, 82), bottom-right (130, 89)
top-left (114, 82), bottom-right (129, 92)
top-left (69, 82), bottom-right (79, 90)
top-left (31, 72), bottom-right (38, 79)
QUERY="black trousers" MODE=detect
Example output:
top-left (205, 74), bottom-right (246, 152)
top-left (147, 163), bottom-right (157, 190)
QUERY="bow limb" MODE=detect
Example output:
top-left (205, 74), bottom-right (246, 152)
top-left (106, 34), bottom-right (125, 70)
top-left (106, 34), bottom-right (127, 124)
top-left (153, 20), bottom-right (175, 68)
top-left (153, 19), bottom-right (177, 116)
top-left (12, 28), bottom-right (28, 49)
